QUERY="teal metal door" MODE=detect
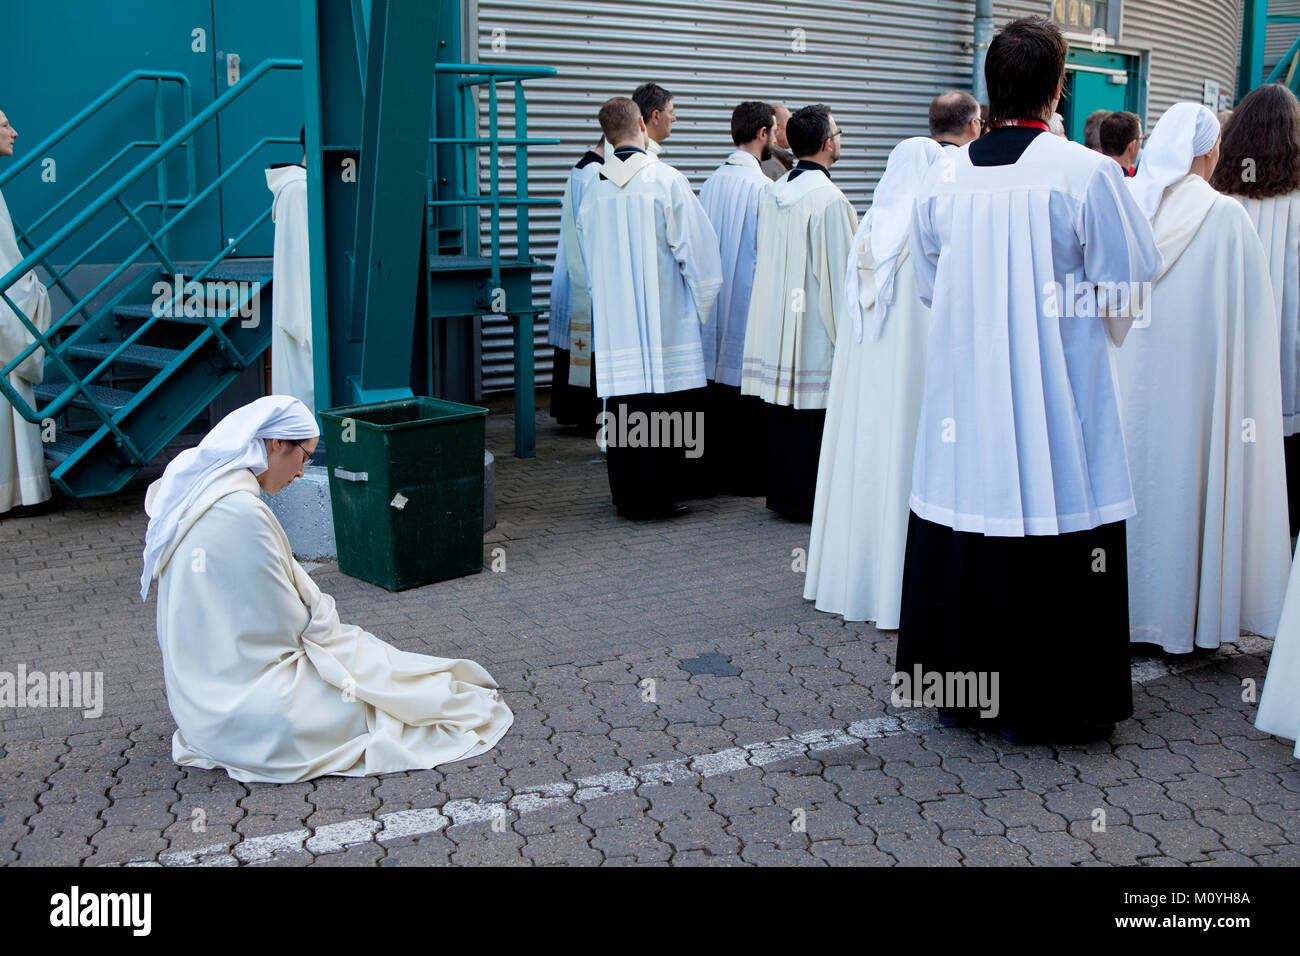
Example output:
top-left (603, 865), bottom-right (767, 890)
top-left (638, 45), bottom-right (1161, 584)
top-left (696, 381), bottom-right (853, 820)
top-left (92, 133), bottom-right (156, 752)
top-left (1062, 47), bottom-right (1143, 143)
top-left (211, 0), bottom-right (306, 257)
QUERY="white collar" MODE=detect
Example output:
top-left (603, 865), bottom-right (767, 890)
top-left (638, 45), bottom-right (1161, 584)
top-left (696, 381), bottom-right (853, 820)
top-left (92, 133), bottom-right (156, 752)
top-left (724, 150), bottom-right (761, 170)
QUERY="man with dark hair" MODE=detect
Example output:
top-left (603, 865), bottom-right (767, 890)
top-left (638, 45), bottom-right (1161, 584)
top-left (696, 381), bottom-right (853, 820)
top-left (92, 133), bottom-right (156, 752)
top-left (1084, 108), bottom-right (1110, 150)
top-left (1099, 110), bottom-right (1142, 175)
top-left (928, 90), bottom-right (981, 148)
top-left (761, 104), bottom-right (795, 180)
top-left (741, 104), bottom-right (857, 520)
top-left (632, 82), bottom-right (675, 156)
top-left (575, 96), bottom-right (721, 519)
top-left (899, 16), bottom-right (1159, 743)
top-left (698, 102), bottom-right (776, 496)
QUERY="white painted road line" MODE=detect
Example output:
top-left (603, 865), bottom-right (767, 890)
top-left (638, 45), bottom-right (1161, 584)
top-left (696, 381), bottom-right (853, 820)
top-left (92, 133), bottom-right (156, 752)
top-left (145, 642), bottom-right (1266, 867)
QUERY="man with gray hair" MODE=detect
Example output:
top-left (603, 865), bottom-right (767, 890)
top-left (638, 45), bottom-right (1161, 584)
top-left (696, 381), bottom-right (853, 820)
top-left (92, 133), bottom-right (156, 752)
top-left (928, 90), bottom-right (982, 148)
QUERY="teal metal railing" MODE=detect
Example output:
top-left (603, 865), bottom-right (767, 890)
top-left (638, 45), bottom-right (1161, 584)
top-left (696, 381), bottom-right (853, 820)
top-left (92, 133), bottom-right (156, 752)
top-left (0, 70), bottom-right (194, 327)
top-left (0, 58), bottom-right (303, 458)
top-left (426, 63), bottom-right (560, 290)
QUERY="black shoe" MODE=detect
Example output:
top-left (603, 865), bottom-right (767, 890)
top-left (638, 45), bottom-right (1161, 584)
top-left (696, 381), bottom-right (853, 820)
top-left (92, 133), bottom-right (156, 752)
top-left (616, 503), bottom-right (689, 520)
top-left (1001, 722), bottom-right (1116, 745)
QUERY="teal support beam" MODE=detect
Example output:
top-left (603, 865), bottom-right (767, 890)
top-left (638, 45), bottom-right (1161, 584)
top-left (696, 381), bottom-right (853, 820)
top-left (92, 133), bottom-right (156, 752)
top-left (1241, 0), bottom-right (1269, 100)
top-left (350, 0), bottom-right (440, 403)
top-left (972, 0), bottom-right (993, 104)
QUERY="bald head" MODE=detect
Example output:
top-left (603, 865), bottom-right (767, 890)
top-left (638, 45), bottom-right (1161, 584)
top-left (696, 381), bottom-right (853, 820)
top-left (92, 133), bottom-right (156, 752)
top-left (598, 97), bottom-right (646, 149)
top-left (773, 104), bottom-right (792, 150)
top-left (929, 90), bottom-right (980, 146)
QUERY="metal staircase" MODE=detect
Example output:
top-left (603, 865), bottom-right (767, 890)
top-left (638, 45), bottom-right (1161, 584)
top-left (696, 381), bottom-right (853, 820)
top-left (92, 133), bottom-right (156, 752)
top-left (2, 42), bottom-right (557, 496)
top-left (0, 61), bottom-right (300, 498)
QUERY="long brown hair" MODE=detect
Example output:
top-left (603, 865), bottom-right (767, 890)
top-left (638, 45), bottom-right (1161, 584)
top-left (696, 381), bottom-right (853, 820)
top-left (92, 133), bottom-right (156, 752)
top-left (1210, 83), bottom-right (1300, 198)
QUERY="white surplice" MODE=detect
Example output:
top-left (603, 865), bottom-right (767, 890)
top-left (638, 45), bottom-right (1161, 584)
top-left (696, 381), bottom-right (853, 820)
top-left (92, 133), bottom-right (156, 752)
top-left (1116, 173), bottom-right (1291, 652)
top-left (907, 133), bottom-right (1160, 535)
top-left (741, 166), bottom-right (857, 410)
top-left (1257, 548), bottom-right (1300, 754)
top-left (805, 137), bottom-right (942, 627)
top-left (1235, 190), bottom-right (1300, 436)
top-left (550, 155), bottom-right (603, 352)
top-left (575, 148), bottom-right (722, 398)
top-left (265, 166), bottom-right (314, 414)
top-left (151, 467), bottom-right (513, 783)
top-left (0, 187), bottom-right (52, 513)
top-left (698, 150), bottom-right (770, 386)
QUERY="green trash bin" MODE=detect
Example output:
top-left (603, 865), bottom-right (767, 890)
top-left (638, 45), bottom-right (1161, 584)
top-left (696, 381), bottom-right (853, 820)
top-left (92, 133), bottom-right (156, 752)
top-left (319, 397), bottom-right (488, 591)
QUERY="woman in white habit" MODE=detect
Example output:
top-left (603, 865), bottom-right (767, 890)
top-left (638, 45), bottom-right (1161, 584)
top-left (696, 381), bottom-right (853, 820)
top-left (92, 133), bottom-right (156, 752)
top-left (140, 396), bottom-right (513, 783)
top-left (804, 136), bottom-right (943, 627)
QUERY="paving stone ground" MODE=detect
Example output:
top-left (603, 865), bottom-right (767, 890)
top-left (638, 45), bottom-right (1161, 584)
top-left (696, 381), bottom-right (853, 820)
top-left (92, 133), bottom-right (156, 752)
top-left (1, 406), bottom-right (1298, 866)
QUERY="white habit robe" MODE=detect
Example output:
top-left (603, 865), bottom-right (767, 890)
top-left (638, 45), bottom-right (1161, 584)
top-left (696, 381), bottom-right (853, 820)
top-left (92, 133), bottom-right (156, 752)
top-left (0, 187), bottom-right (53, 513)
top-left (805, 241), bottom-right (930, 626)
top-left (1257, 548), bottom-right (1300, 754)
top-left (805, 137), bottom-right (942, 627)
top-left (1116, 173), bottom-right (1291, 652)
top-left (150, 468), bottom-right (513, 783)
top-left (575, 148), bottom-right (722, 398)
top-left (265, 166), bottom-right (314, 415)
top-left (908, 133), bottom-right (1160, 535)
top-left (698, 150), bottom-right (770, 386)
top-left (1234, 190), bottom-right (1300, 436)
top-left (741, 166), bottom-right (857, 410)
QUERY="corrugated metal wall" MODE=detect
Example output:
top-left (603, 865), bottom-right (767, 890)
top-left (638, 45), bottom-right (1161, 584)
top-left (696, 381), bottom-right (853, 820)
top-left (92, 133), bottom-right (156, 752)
top-left (471, 0), bottom-right (975, 392)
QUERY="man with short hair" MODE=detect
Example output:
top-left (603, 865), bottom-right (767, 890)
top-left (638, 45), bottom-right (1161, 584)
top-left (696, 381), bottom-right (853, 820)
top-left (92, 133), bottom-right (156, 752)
top-left (761, 104), bottom-right (795, 180)
top-left (576, 97), bottom-right (722, 519)
top-left (632, 82), bottom-right (675, 156)
top-left (928, 90), bottom-right (982, 148)
top-left (698, 101), bottom-right (777, 495)
top-left (1084, 108), bottom-right (1111, 150)
top-left (741, 104), bottom-right (857, 521)
top-left (0, 108), bottom-right (54, 517)
top-left (900, 17), bottom-right (1159, 743)
top-left (1099, 110), bottom-right (1142, 175)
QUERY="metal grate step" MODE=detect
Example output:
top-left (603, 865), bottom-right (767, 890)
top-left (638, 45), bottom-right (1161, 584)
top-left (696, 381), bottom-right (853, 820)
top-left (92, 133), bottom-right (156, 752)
top-left (33, 381), bottom-right (136, 413)
top-left (67, 341), bottom-right (182, 370)
top-left (41, 433), bottom-right (83, 466)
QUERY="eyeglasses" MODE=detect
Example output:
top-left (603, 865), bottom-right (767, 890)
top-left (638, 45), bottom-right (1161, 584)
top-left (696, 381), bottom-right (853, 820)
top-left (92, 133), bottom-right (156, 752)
top-left (292, 440), bottom-right (313, 463)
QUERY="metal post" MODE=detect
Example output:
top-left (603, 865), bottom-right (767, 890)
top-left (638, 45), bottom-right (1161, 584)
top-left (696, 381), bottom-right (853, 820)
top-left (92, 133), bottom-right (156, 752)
top-left (1240, 0), bottom-right (1269, 100)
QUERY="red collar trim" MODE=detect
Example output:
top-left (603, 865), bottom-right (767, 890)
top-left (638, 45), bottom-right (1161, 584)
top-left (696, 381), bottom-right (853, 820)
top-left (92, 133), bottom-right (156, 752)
top-left (993, 119), bottom-right (1050, 131)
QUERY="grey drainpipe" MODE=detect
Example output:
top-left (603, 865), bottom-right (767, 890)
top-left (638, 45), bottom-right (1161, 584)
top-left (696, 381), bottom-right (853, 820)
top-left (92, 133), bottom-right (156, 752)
top-left (973, 0), bottom-right (994, 104)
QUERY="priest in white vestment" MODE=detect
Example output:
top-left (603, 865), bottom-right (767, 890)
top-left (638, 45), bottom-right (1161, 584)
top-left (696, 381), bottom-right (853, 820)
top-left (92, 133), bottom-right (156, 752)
top-left (549, 138), bottom-right (603, 432)
top-left (141, 396), bottom-right (512, 783)
top-left (265, 162), bottom-right (314, 415)
top-left (0, 109), bottom-right (53, 516)
top-left (740, 104), bottom-right (857, 521)
top-left (899, 18), bottom-right (1160, 743)
top-left (1117, 102), bottom-right (1290, 655)
top-left (805, 137), bottom-right (943, 628)
top-left (575, 97), bottom-right (721, 518)
top-left (1210, 82), bottom-right (1300, 538)
top-left (698, 102), bottom-right (777, 496)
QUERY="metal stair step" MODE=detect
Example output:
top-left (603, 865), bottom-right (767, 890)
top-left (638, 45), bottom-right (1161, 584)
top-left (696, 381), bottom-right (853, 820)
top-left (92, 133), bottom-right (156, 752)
top-left (67, 341), bottom-right (181, 370)
top-left (33, 381), bottom-right (136, 413)
top-left (41, 433), bottom-right (83, 466)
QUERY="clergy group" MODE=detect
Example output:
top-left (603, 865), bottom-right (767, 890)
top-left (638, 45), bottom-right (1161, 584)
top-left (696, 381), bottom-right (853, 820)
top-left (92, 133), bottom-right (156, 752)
top-left (555, 17), bottom-right (1300, 750)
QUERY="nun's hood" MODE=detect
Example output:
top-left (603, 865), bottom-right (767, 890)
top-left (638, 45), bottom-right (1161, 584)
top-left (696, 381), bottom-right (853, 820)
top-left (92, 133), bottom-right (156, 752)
top-left (266, 165), bottom-right (306, 220)
top-left (149, 468), bottom-right (262, 580)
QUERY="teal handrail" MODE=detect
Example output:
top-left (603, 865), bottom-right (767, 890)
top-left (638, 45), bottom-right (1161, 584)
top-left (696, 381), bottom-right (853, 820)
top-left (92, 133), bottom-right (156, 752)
top-left (0, 59), bottom-right (302, 447)
top-left (424, 63), bottom-right (560, 291)
top-left (1265, 34), bottom-right (1300, 86)
top-left (0, 71), bottom-right (194, 326)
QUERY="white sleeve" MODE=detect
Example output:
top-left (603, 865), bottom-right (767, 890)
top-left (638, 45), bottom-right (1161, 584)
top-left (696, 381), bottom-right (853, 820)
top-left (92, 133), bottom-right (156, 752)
top-left (667, 173), bottom-right (723, 324)
top-left (908, 195), bottom-right (939, 309)
top-left (1079, 161), bottom-right (1160, 345)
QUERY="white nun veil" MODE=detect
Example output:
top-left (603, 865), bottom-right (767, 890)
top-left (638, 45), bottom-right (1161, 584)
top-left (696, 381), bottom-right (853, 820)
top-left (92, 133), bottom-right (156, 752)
top-left (140, 395), bottom-right (319, 599)
top-left (1129, 102), bottom-right (1221, 222)
top-left (844, 136), bottom-right (946, 341)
